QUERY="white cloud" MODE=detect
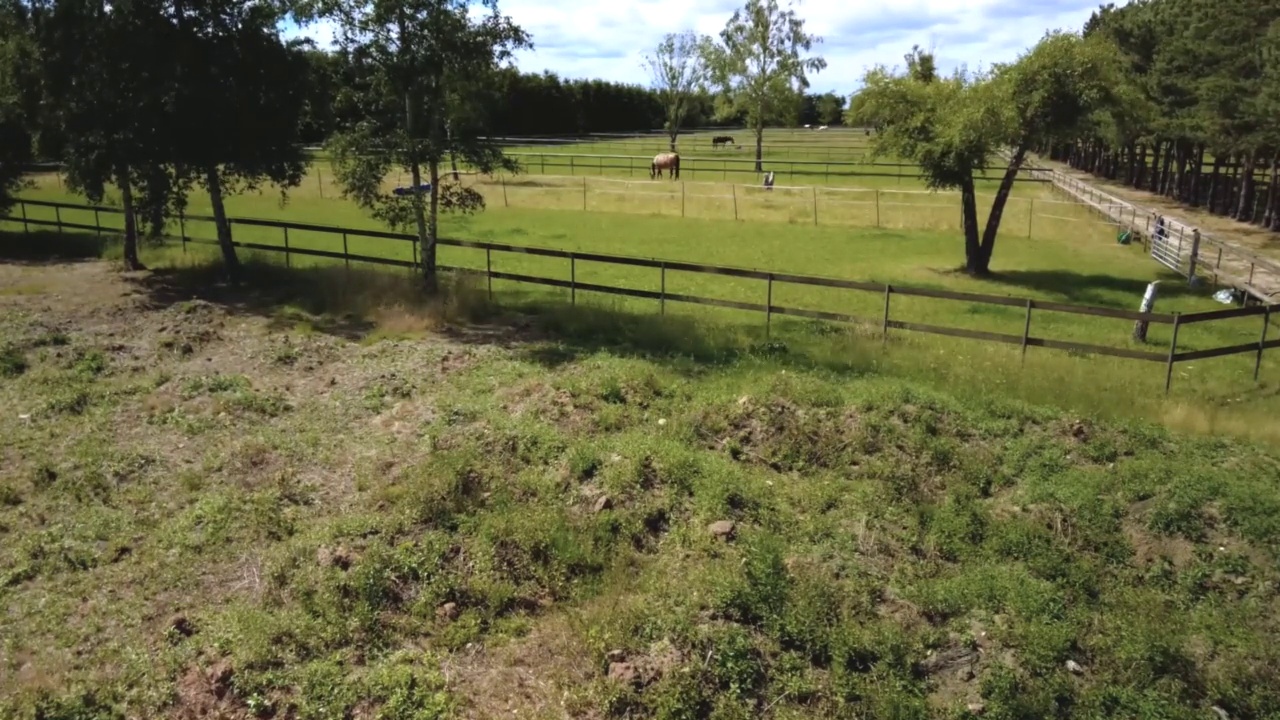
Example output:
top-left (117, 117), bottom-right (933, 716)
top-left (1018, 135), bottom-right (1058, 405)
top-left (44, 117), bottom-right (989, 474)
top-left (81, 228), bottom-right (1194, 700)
top-left (283, 0), bottom-right (1109, 94)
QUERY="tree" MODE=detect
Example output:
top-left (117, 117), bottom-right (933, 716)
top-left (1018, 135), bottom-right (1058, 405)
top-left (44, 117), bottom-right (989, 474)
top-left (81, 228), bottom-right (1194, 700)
top-left (977, 32), bottom-right (1125, 273)
top-left (0, 0), bottom-right (36, 216)
top-left (853, 63), bottom-right (1004, 274)
top-left (814, 92), bottom-right (844, 126)
top-left (301, 0), bottom-right (529, 293)
top-left (703, 0), bottom-right (826, 171)
top-left (855, 33), bottom-right (1121, 276)
top-left (30, 0), bottom-right (181, 270)
top-left (168, 0), bottom-right (310, 277)
top-left (643, 31), bottom-right (710, 152)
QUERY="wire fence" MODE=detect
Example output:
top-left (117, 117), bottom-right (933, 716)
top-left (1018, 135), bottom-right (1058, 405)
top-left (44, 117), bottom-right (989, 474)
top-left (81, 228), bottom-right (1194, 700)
top-left (465, 174), bottom-right (1120, 243)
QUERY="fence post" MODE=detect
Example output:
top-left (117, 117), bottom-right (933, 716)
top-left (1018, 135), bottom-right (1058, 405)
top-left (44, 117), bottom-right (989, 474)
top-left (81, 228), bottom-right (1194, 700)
top-left (177, 209), bottom-right (184, 253)
top-left (20, 201), bottom-right (27, 233)
top-left (1027, 199), bottom-right (1034, 238)
top-left (95, 208), bottom-right (102, 238)
top-left (875, 189), bottom-right (880, 228)
top-left (501, 176), bottom-right (508, 208)
top-left (54, 205), bottom-right (62, 233)
top-left (881, 284), bottom-right (892, 344)
top-left (1187, 229), bottom-right (1201, 284)
top-left (283, 226), bottom-right (291, 268)
top-left (812, 187), bottom-right (818, 226)
top-left (317, 167), bottom-right (324, 199)
top-left (1249, 262), bottom-right (1256, 286)
top-left (1021, 299), bottom-right (1033, 364)
top-left (570, 156), bottom-right (574, 175)
top-left (1256, 306), bottom-right (1271, 381)
top-left (732, 184), bottom-right (738, 221)
top-left (765, 274), bottom-right (774, 337)
top-left (681, 181), bottom-right (686, 218)
top-left (582, 177), bottom-right (587, 211)
top-left (570, 253), bottom-right (576, 306)
top-left (343, 232), bottom-right (349, 271)
top-left (486, 247), bottom-right (492, 301)
top-left (660, 262), bottom-right (666, 315)
top-left (1164, 313), bottom-right (1182, 395)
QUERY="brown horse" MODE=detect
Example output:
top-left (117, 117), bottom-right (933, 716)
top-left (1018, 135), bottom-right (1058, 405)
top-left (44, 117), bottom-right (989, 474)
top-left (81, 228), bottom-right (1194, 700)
top-left (651, 152), bottom-right (680, 180)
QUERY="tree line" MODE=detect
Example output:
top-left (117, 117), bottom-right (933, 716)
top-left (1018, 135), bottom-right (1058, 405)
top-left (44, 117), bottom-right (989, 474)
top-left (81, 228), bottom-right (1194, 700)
top-left (1050, 0), bottom-right (1280, 232)
top-left (0, 0), bottom-right (838, 292)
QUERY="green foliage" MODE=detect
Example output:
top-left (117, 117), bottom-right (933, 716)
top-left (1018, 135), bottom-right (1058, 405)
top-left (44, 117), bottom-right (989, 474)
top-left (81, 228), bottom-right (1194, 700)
top-left (643, 32), bottom-right (711, 147)
top-left (702, 0), bottom-right (826, 167)
top-left (308, 0), bottom-right (530, 289)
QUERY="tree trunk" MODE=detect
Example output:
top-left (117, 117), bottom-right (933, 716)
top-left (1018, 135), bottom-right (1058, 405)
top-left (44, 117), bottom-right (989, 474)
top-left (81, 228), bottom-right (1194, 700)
top-left (976, 147), bottom-right (1026, 274)
top-left (960, 175), bottom-right (983, 275)
top-left (1173, 142), bottom-right (1189, 201)
top-left (425, 159), bottom-right (441, 293)
top-left (1236, 151), bottom-right (1256, 221)
top-left (754, 124), bottom-right (764, 173)
top-left (1134, 143), bottom-right (1146, 188)
top-left (1126, 143), bottom-right (1138, 185)
top-left (205, 165), bottom-right (238, 276)
top-left (668, 128), bottom-right (677, 153)
top-left (1159, 142), bottom-right (1174, 195)
top-left (1207, 155), bottom-right (1224, 214)
top-left (118, 165), bottom-right (143, 271)
top-left (1188, 144), bottom-right (1204, 206)
top-left (446, 121), bottom-right (459, 181)
top-left (1148, 141), bottom-right (1162, 192)
top-left (1263, 153), bottom-right (1279, 230)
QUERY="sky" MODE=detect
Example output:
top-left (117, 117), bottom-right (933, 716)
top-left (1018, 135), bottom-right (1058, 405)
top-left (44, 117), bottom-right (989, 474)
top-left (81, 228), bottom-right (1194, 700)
top-left (283, 0), bottom-right (1112, 96)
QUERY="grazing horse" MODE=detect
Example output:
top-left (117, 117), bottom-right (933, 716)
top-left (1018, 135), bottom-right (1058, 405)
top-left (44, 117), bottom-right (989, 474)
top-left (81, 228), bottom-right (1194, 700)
top-left (711, 135), bottom-right (735, 149)
top-left (651, 152), bottom-right (680, 180)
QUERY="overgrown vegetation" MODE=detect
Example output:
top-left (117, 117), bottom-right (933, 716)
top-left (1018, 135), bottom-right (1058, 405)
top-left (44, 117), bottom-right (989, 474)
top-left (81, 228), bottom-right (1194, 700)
top-left (2, 258), bottom-right (1280, 719)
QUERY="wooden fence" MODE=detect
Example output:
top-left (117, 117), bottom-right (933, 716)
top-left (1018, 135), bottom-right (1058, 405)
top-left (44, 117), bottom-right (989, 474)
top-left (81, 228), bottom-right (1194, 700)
top-left (4, 197), bottom-right (1277, 393)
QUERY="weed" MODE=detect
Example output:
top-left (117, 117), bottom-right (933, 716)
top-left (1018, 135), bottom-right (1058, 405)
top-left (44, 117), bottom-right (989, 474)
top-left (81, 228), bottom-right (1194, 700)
top-left (0, 346), bottom-right (26, 377)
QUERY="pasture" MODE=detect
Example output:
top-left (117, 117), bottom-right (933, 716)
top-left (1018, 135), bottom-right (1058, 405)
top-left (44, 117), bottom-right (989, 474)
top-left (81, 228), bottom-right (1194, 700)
top-left (5, 129), bottom-right (1280, 720)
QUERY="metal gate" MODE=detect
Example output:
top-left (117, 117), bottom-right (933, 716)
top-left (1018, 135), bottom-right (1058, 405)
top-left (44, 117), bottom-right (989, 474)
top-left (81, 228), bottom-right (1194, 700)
top-left (1149, 221), bottom-right (1185, 275)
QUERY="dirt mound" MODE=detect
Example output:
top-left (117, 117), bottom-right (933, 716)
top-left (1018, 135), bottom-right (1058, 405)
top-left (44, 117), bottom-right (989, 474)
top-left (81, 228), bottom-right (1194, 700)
top-left (699, 395), bottom-right (860, 472)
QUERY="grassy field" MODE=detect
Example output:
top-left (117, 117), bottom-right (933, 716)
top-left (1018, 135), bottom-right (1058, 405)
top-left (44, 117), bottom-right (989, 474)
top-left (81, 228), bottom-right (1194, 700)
top-left (3, 257), bottom-right (1280, 719)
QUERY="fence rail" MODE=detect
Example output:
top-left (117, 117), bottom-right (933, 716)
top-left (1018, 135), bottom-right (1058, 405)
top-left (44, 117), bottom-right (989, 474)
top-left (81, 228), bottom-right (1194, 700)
top-left (499, 151), bottom-right (1050, 185)
top-left (1025, 160), bottom-right (1280, 304)
top-left (4, 197), bottom-right (1277, 393)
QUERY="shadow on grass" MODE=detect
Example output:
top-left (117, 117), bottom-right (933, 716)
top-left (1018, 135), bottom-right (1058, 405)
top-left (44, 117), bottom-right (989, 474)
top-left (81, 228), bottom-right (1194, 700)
top-left (0, 230), bottom-right (107, 264)
top-left (983, 268), bottom-right (1202, 306)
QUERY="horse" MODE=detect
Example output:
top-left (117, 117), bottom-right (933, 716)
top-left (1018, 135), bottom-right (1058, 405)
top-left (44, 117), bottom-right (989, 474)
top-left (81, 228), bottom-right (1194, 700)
top-left (711, 135), bottom-right (735, 149)
top-left (651, 152), bottom-right (680, 180)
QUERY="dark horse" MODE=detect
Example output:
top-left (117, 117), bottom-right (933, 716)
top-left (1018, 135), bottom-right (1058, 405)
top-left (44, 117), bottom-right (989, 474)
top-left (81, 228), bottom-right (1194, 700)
top-left (651, 152), bottom-right (680, 180)
top-left (711, 135), bottom-right (735, 149)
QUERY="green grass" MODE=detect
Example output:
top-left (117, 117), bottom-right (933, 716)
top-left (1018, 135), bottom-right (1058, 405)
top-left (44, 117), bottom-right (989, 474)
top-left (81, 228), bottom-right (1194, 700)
top-left (3, 259), bottom-right (1280, 719)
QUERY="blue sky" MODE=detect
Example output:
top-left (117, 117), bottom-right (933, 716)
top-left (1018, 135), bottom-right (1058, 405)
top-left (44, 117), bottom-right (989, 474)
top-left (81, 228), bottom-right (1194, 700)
top-left (284, 0), bottom-right (1113, 95)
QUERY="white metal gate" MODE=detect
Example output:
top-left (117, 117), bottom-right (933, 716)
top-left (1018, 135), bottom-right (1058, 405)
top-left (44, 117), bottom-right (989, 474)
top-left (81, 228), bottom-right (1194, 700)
top-left (1149, 223), bottom-right (1185, 275)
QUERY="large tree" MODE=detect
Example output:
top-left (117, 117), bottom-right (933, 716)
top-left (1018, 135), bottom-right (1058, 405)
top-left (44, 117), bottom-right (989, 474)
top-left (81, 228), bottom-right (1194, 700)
top-left (978, 32), bottom-right (1125, 273)
top-left (0, 0), bottom-right (36, 216)
top-left (643, 31), bottom-right (710, 152)
top-left (855, 34), bottom-right (1122, 276)
top-left (703, 0), bottom-right (826, 172)
top-left (303, 0), bottom-right (529, 292)
top-left (30, 0), bottom-right (181, 270)
top-left (853, 64), bottom-right (1004, 274)
top-left (169, 0), bottom-right (310, 276)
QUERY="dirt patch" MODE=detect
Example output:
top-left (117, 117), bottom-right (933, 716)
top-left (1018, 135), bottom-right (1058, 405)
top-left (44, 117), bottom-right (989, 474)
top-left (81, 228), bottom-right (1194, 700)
top-left (499, 380), bottom-right (593, 431)
top-left (173, 659), bottom-right (250, 720)
top-left (443, 616), bottom-right (598, 719)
